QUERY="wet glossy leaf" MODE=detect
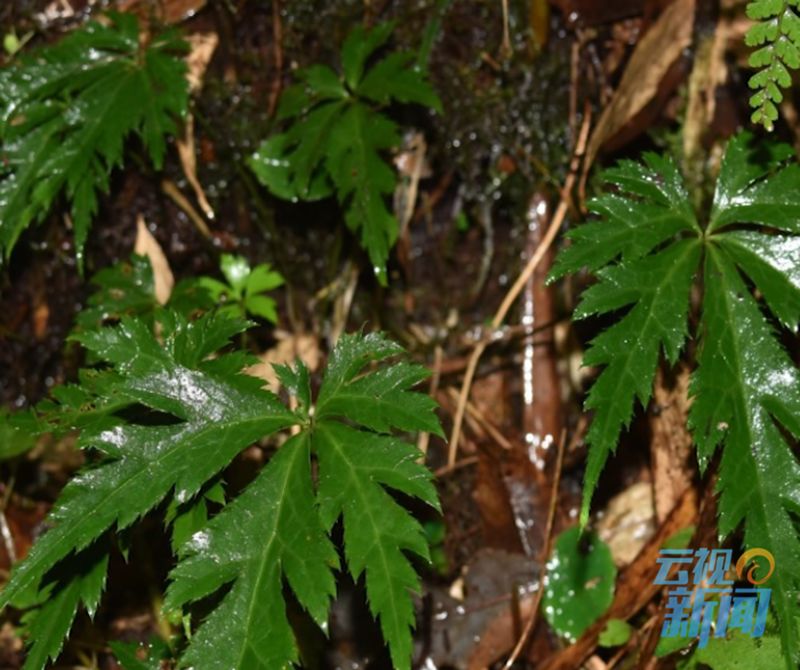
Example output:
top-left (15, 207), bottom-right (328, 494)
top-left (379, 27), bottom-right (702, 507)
top-left (542, 527), bottom-right (616, 642)
top-left (0, 312), bottom-right (296, 612)
top-left (689, 249), bottom-right (800, 666)
top-left (166, 433), bottom-right (338, 670)
top-left (315, 423), bottom-right (437, 670)
top-left (709, 132), bottom-right (800, 235)
top-left (165, 480), bottom-right (225, 554)
top-left (219, 254), bottom-right (251, 293)
top-left (574, 239), bottom-right (700, 522)
top-left (312, 331), bottom-right (440, 668)
top-left (0, 12), bottom-right (188, 267)
top-left (549, 154), bottom-right (698, 280)
top-left (19, 544), bottom-right (108, 670)
top-left (325, 102), bottom-right (400, 283)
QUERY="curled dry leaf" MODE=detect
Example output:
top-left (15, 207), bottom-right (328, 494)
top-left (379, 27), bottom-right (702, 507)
top-left (583, 0), bottom-right (695, 169)
top-left (117, 0), bottom-right (207, 25)
top-left (185, 32), bottom-right (218, 94)
top-left (177, 32), bottom-right (219, 220)
top-left (133, 214), bottom-right (174, 305)
top-left (394, 132), bottom-right (429, 258)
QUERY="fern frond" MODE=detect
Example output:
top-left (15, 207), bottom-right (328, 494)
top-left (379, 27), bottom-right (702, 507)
top-left (745, 0), bottom-right (800, 130)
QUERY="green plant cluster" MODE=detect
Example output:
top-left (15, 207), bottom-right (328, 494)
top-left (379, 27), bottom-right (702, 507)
top-left (249, 22), bottom-right (441, 284)
top-left (3, 5), bottom-right (800, 670)
top-left (2, 311), bottom-right (441, 669)
top-left (75, 252), bottom-right (283, 333)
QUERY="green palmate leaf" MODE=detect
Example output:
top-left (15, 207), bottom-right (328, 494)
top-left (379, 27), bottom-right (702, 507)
top-left (312, 331), bottom-right (440, 668)
top-left (552, 132), bottom-right (800, 667)
top-left (315, 424), bottom-right (437, 669)
top-left (166, 433), bottom-right (338, 670)
top-left (341, 22), bottom-right (395, 89)
top-left (5, 318), bottom-right (440, 669)
top-left (357, 52), bottom-right (443, 111)
top-left (717, 230), bottom-right (800, 330)
top-left (195, 254), bottom-right (284, 323)
top-left (745, 0), bottom-right (800, 129)
top-left (0, 12), bottom-right (188, 266)
top-left (317, 356), bottom-right (441, 436)
top-left (576, 239), bottom-right (699, 522)
top-left (690, 249), bottom-right (800, 664)
top-left (166, 479), bottom-right (225, 554)
top-left (249, 22), bottom-right (440, 284)
top-left (550, 154), bottom-right (698, 280)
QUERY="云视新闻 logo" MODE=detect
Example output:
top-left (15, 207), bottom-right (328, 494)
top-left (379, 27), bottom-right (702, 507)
top-left (654, 547), bottom-right (774, 646)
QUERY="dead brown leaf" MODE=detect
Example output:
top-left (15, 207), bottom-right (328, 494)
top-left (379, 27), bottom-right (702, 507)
top-left (584, 0), bottom-right (695, 169)
top-left (178, 115), bottom-right (216, 221)
top-left (117, 0), bottom-right (207, 25)
top-left (245, 332), bottom-right (321, 393)
top-left (177, 32), bottom-right (219, 221)
top-left (185, 32), bottom-right (218, 94)
top-left (134, 214), bottom-right (174, 305)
